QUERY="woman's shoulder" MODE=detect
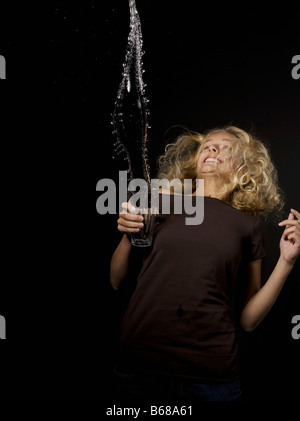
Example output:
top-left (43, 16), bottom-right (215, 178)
top-left (206, 197), bottom-right (262, 227)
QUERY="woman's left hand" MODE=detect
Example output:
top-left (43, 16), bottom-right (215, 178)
top-left (279, 208), bottom-right (300, 265)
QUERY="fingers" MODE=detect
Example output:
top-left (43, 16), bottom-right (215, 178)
top-left (278, 218), bottom-right (299, 228)
top-left (278, 210), bottom-right (299, 228)
top-left (279, 208), bottom-right (300, 225)
top-left (282, 231), bottom-right (300, 247)
top-left (280, 213), bottom-right (300, 244)
top-left (117, 202), bottom-right (144, 233)
top-left (117, 215), bottom-right (144, 233)
top-left (282, 226), bottom-right (300, 241)
top-left (291, 208), bottom-right (300, 220)
top-left (279, 209), bottom-right (300, 243)
top-left (120, 201), bottom-right (138, 215)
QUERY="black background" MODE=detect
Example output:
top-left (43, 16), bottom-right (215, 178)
top-left (0, 0), bottom-right (299, 402)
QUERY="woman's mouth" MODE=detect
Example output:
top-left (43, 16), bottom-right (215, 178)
top-left (204, 157), bottom-right (222, 164)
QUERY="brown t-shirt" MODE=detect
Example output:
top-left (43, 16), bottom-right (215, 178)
top-left (117, 194), bottom-right (265, 382)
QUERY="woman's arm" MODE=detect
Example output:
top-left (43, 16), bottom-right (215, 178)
top-left (110, 234), bottom-right (132, 290)
top-left (240, 208), bottom-right (300, 331)
top-left (240, 257), bottom-right (293, 331)
top-left (109, 202), bottom-right (144, 290)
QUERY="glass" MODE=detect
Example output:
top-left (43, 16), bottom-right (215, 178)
top-left (129, 191), bottom-right (157, 247)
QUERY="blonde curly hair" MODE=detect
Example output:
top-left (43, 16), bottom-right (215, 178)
top-left (157, 125), bottom-right (284, 218)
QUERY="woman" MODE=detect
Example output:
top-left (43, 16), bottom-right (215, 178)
top-left (110, 125), bottom-right (300, 401)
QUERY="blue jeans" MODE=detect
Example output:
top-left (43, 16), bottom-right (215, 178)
top-left (112, 367), bottom-right (241, 402)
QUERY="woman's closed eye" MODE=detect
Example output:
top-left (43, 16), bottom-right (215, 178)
top-left (221, 145), bottom-right (232, 153)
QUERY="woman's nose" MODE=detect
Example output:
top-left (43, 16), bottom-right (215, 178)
top-left (209, 145), bottom-right (218, 153)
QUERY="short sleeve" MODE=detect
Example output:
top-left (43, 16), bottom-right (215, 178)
top-left (247, 217), bottom-right (266, 261)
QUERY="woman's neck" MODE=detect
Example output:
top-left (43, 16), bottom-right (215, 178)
top-left (193, 175), bottom-right (230, 202)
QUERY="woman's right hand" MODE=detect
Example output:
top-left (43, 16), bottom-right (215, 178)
top-left (117, 202), bottom-right (144, 234)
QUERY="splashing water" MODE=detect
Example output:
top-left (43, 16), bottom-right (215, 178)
top-left (111, 0), bottom-right (151, 187)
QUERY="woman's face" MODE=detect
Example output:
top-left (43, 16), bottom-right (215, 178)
top-left (196, 131), bottom-right (237, 179)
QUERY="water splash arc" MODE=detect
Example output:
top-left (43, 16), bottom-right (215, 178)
top-left (111, 0), bottom-right (151, 188)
